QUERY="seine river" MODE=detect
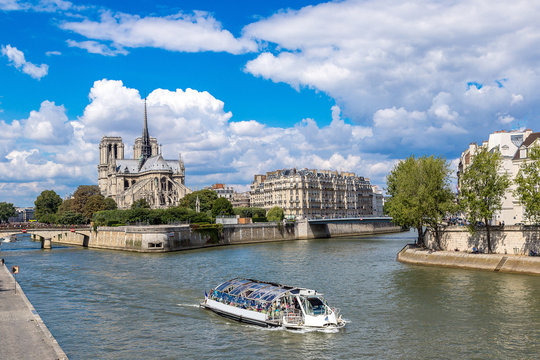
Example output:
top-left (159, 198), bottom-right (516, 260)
top-left (1, 231), bottom-right (539, 359)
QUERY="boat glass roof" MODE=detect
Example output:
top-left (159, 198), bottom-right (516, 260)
top-left (213, 279), bottom-right (304, 303)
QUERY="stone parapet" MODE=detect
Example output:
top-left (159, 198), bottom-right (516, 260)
top-left (425, 225), bottom-right (540, 255)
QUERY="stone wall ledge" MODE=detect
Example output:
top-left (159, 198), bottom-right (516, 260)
top-left (397, 246), bottom-right (540, 275)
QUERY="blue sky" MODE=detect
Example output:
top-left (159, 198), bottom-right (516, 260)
top-left (1, 0), bottom-right (539, 206)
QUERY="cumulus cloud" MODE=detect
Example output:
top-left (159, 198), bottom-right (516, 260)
top-left (61, 10), bottom-right (257, 55)
top-left (243, 0), bottom-right (540, 155)
top-left (1, 44), bottom-right (48, 79)
top-left (23, 101), bottom-right (73, 144)
top-left (71, 80), bottom-right (393, 190)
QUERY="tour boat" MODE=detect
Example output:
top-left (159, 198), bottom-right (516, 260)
top-left (200, 278), bottom-right (345, 329)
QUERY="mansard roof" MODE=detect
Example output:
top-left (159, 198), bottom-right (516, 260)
top-left (513, 132), bottom-right (540, 160)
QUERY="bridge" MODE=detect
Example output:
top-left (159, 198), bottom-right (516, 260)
top-left (0, 226), bottom-right (91, 249)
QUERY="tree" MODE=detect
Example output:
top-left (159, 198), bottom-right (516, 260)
top-left (82, 194), bottom-right (108, 219)
top-left (212, 198), bottom-right (234, 217)
top-left (34, 190), bottom-right (62, 222)
top-left (57, 211), bottom-right (87, 225)
top-left (131, 198), bottom-right (150, 209)
top-left (385, 155), bottom-right (455, 247)
top-left (179, 190), bottom-right (218, 212)
top-left (267, 206), bottom-right (284, 222)
top-left (459, 147), bottom-right (510, 253)
top-left (103, 197), bottom-right (117, 211)
top-left (71, 185), bottom-right (101, 213)
top-left (514, 145), bottom-right (540, 224)
top-left (0, 202), bottom-right (16, 223)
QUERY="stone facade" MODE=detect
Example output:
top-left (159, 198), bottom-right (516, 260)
top-left (250, 168), bottom-right (373, 219)
top-left (98, 102), bottom-right (190, 209)
top-left (457, 129), bottom-right (539, 225)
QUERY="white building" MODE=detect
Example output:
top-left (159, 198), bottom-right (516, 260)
top-left (250, 168), bottom-right (373, 219)
top-left (372, 185), bottom-right (384, 216)
top-left (457, 129), bottom-right (539, 225)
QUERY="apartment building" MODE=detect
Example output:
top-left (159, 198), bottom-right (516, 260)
top-left (250, 168), bottom-right (373, 219)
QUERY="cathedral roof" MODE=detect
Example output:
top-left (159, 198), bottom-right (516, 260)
top-left (116, 155), bottom-right (181, 174)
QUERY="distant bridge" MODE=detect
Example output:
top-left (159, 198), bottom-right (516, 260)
top-left (0, 227), bottom-right (91, 249)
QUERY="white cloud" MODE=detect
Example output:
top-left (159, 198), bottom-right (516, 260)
top-left (1, 44), bottom-right (48, 79)
top-left (45, 50), bottom-right (61, 56)
top-left (0, 0), bottom-right (23, 10)
top-left (0, 0), bottom-right (73, 12)
top-left (243, 0), bottom-right (540, 154)
top-left (23, 101), bottom-right (73, 144)
top-left (61, 10), bottom-right (257, 55)
top-left (66, 39), bottom-right (127, 56)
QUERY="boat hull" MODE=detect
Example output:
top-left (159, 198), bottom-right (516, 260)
top-left (200, 299), bottom-right (279, 328)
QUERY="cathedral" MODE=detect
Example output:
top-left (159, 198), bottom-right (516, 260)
top-left (98, 101), bottom-right (190, 209)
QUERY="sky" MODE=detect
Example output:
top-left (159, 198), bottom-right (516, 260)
top-left (1, 0), bottom-right (539, 206)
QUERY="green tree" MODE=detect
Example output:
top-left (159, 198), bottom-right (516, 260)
top-left (267, 206), bottom-right (284, 222)
top-left (131, 198), bottom-right (150, 209)
top-left (34, 190), bottom-right (63, 222)
top-left (212, 198), bottom-right (234, 217)
top-left (0, 202), bottom-right (16, 223)
top-left (459, 147), bottom-right (510, 253)
top-left (385, 155), bottom-right (455, 247)
top-left (71, 185), bottom-right (101, 213)
top-left (82, 194), bottom-right (108, 220)
top-left (103, 197), bottom-right (117, 210)
top-left (514, 145), bottom-right (540, 224)
top-left (57, 198), bottom-right (74, 215)
top-left (179, 190), bottom-right (218, 212)
top-left (57, 210), bottom-right (87, 225)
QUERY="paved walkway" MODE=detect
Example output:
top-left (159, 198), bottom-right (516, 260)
top-left (0, 263), bottom-right (67, 359)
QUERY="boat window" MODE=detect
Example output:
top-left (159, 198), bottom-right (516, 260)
top-left (216, 281), bottom-right (231, 291)
top-left (305, 297), bottom-right (326, 315)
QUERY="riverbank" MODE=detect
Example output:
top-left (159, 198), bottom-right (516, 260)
top-left (0, 263), bottom-right (68, 359)
top-left (397, 245), bottom-right (540, 275)
top-left (45, 219), bottom-right (402, 252)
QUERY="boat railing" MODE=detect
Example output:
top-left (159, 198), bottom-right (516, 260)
top-left (283, 309), bottom-right (303, 325)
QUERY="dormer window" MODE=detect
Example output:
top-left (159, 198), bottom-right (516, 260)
top-left (520, 147), bottom-right (527, 159)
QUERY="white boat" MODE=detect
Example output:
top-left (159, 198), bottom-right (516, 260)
top-left (200, 278), bottom-right (345, 329)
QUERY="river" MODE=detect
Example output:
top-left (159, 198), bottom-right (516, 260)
top-left (1, 231), bottom-right (539, 359)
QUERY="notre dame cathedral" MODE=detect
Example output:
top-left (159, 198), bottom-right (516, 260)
top-left (98, 101), bottom-right (190, 209)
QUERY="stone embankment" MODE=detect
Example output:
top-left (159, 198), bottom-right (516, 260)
top-left (0, 264), bottom-right (68, 359)
top-left (397, 245), bottom-right (540, 275)
top-left (41, 219), bottom-right (401, 253)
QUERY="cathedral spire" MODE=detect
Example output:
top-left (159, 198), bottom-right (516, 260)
top-left (141, 98), bottom-right (152, 163)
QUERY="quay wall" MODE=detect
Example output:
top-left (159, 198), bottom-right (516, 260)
top-left (425, 226), bottom-right (540, 255)
top-left (224, 223), bottom-right (297, 244)
top-left (397, 246), bottom-right (540, 275)
top-left (44, 219), bottom-right (400, 253)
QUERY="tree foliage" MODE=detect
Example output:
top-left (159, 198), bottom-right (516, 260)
top-left (179, 190), bottom-right (218, 212)
top-left (0, 202), bottom-right (16, 223)
top-left (92, 206), bottom-right (211, 226)
top-left (233, 207), bottom-right (266, 218)
top-left (34, 190), bottom-right (63, 222)
top-left (71, 185), bottom-right (101, 214)
top-left (212, 198), bottom-right (234, 217)
top-left (57, 210), bottom-right (87, 225)
top-left (514, 145), bottom-right (540, 224)
top-left (459, 147), bottom-right (510, 253)
top-left (267, 206), bottom-right (285, 222)
top-left (385, 155), bottom-right (455, 246)
top-left (131, 198), bottom-right (150, 209)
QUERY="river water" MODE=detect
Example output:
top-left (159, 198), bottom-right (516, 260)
top-left (1, 231), bottom-right (539, 359)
